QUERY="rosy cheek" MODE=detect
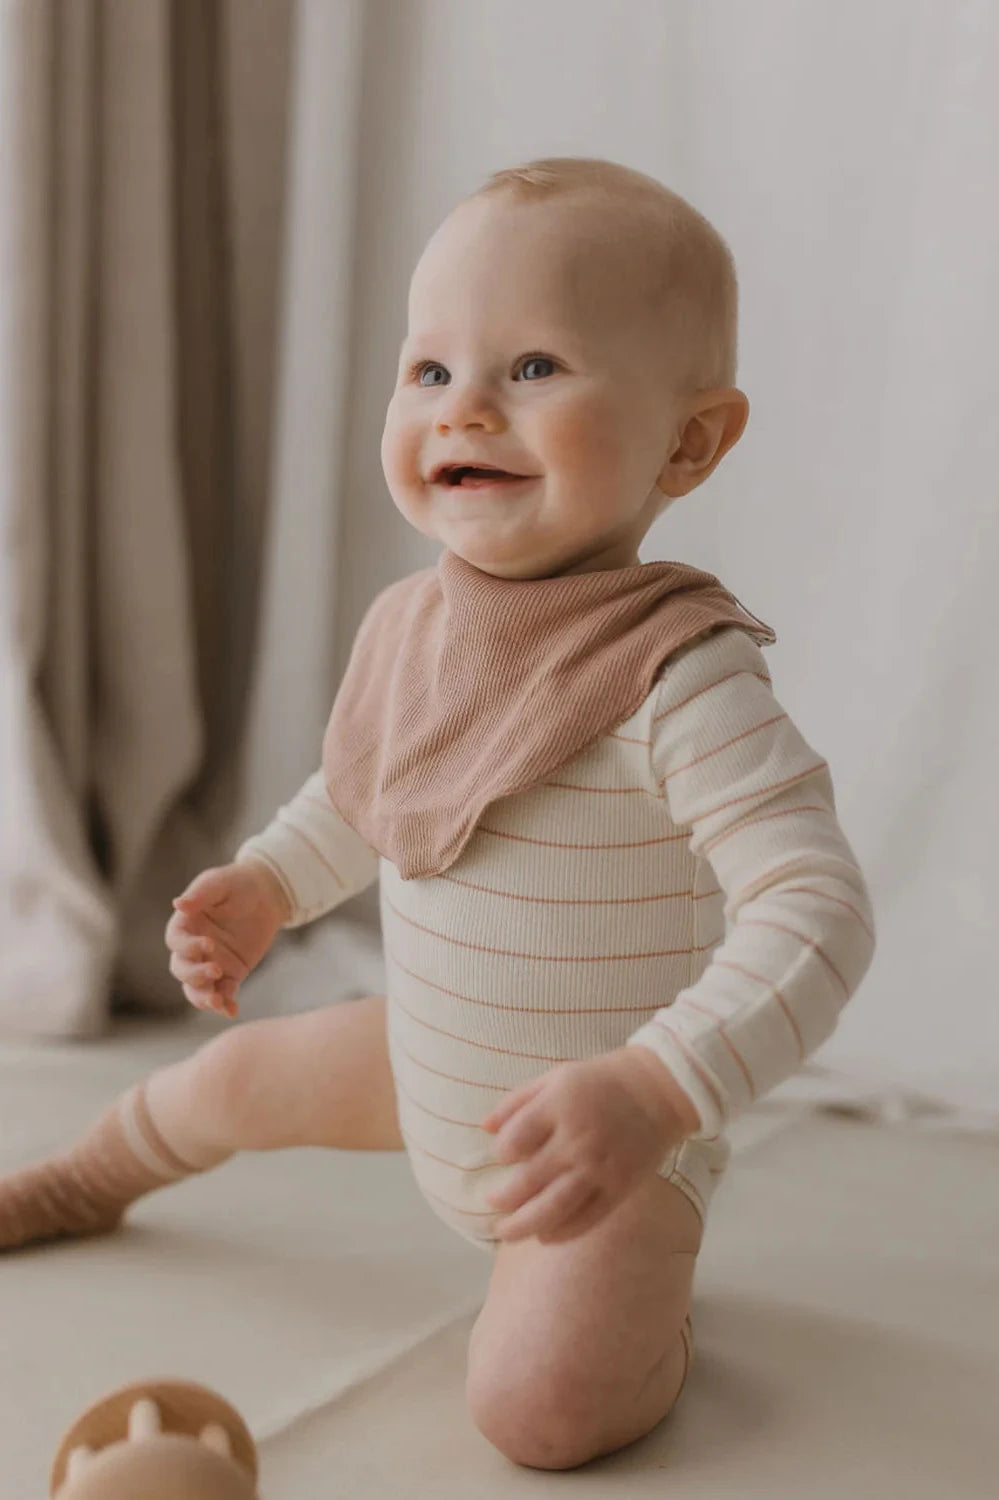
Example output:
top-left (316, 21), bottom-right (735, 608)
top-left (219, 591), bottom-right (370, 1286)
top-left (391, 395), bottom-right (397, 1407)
top-left (381, 415), bottom-right (422, 489)
top-left (543, 401), bottom-right (623, 476)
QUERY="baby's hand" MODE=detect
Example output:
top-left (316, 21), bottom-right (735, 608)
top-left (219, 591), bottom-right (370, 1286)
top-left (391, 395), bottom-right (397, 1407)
top-left (481, 1048), bottom-right (693, 1244)
top-left (164, 858), bottom-right (290, 1019)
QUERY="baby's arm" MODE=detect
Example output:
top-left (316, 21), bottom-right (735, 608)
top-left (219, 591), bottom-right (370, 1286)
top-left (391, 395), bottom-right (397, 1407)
top-left (626, 627), bottom-right (877, 1140)
top-left (234, 768), bottom-right (381, 926)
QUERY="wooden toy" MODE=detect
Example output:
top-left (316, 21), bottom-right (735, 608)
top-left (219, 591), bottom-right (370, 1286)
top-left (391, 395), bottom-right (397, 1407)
top-left (49, 1379), bottom-right (260, 1498)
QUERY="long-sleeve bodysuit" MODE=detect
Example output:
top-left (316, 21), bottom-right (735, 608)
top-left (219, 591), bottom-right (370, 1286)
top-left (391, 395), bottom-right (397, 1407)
top-left (236, 624), bottom-right (877, 1253)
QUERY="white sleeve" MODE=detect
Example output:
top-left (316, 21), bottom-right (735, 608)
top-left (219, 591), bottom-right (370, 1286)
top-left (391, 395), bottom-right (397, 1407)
top-left (234, 769), bottom-right (381, 928)
top-left (625, 627), bottom-right (877, 1140)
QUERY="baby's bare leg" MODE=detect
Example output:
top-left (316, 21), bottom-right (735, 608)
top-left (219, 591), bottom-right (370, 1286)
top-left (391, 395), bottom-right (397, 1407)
top-left (147, 994), bottom-right (403, 1158)
top-left (0, 996), bottom-right (401, 1250)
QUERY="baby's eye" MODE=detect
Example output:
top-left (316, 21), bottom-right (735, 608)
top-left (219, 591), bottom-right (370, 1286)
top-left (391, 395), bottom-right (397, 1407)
top-left (415, 363), bottom-right (448, 387)
top-left (410, 354), bottom-right (557, 386)
top-left (516, 355), bottom-right (556, 380)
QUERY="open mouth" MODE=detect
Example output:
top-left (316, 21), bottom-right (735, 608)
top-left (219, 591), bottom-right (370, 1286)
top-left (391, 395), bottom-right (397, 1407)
top-left (432, 464), bottom-right (535, 489)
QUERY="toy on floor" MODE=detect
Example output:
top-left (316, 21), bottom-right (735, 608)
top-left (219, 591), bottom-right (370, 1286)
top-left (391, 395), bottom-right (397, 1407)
top-left (49, 1378), bottom-right (260, 1499)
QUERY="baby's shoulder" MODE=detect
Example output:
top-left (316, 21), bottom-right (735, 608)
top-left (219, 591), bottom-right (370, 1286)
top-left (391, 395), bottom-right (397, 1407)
top-left (653, 624), bottom-right (774, 699)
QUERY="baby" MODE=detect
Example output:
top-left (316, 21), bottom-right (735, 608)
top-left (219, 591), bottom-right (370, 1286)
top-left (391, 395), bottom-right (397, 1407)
top-left (1, 158), bottom-right (876, 1471)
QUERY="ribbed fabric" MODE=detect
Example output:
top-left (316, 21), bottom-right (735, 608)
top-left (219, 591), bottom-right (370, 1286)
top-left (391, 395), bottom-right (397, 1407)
top-left (319, 548), bottom-right (775, 878)
top-left (0, 1084), bottom-right (204, 1249)
top-left (237, 626), bottom-right (876, 1252)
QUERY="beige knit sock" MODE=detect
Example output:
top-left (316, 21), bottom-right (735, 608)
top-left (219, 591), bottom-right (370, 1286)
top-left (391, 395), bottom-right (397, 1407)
top-left (0, 1082), bottom-right (223, 1251)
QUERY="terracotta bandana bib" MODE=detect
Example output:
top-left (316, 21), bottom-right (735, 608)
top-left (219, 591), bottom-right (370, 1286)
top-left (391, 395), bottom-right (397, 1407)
top-left (322, 547), bottom-right (776, 879)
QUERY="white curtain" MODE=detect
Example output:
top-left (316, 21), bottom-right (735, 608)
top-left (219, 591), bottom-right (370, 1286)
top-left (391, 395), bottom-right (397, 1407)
top-left (1, 0), bottom-right (995, 1125)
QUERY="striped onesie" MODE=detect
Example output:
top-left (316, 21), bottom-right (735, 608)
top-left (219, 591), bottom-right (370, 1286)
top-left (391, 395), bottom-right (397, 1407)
top-left (236, 624), bottom-right (877, 1252)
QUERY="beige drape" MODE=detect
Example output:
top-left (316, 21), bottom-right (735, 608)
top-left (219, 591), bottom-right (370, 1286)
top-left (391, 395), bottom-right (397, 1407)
top-left (9, 0), bottom-right (996, 1109)
top-left (0, 0), bottom-right (388, 1037)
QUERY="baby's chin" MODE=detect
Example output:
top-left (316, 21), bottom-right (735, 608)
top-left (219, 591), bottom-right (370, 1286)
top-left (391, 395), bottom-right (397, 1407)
top-left (426, 511), bottom-right (546, 578)
top-left (447, 546), bottom-right (547, 580)
top-left (436, 522), bottom-right (569, 580)
top-left (408, 489), bottom-right (602, 579)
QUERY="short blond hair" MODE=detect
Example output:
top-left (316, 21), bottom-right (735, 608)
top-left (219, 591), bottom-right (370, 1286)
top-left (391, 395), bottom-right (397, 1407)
top-left (464, 156), bottom-right (739, 391)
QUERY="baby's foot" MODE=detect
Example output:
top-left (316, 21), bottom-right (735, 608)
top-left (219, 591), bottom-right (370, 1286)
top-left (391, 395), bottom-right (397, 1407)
top-left (0, 1156), bottom-right (124, 1250)
top-left (0, 1085), bottom-right (201, 1251)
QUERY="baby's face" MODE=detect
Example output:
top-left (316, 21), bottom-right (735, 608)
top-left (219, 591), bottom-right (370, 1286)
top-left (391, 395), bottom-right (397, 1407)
top-left (381, 194), bottom-right (690, 579)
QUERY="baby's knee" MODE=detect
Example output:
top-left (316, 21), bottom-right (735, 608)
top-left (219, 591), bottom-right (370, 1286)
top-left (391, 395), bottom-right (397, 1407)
top-left (467, 1381), bottom-right (588, 1471)
top-left (180, 1024), bottom-right (271, 1151)
top-left (466, 1356), bottom-right (604, 1471)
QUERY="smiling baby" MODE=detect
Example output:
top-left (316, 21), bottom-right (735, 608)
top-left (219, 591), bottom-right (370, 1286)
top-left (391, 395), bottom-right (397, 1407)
top-left (1, 158), bottom-right (875, 1473)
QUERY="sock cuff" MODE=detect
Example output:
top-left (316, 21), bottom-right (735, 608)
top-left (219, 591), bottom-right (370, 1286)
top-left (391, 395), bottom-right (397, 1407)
top-left (120, 1084), bottom-right (203, 1180)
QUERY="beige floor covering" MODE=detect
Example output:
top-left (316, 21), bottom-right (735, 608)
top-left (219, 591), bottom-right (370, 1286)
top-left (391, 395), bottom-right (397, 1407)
top-left (2, 1011), bottom-right (996, 1497)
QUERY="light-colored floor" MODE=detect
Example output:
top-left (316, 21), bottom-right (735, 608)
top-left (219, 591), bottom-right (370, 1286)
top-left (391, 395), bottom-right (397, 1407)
top-left (2, 1011), bottom-right (997, 1498)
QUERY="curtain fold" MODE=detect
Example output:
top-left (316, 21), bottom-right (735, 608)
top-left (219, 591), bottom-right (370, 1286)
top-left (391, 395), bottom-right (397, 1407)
top-left (0, 0), bottom-right (294, 1034)
top-left (1, 0), bottom-right (996, 1118)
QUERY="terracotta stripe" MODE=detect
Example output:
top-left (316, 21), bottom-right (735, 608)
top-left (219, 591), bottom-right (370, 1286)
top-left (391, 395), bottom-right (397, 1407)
top-left (419, 1182), bottom-right (498, 1219)
top-left (390, 1026), bottom-right (510, 1092)
top-left (393, 998), bottom-right (719, 1152)
top-left (474, 825), bottom-right (690, 849)
top-left (400, 1129), bottom-right (710, 1234)
top-left (390, 974), bottom-right (702, 1076)
top-left (713, 960), bottom-right (805, 1056)
top-left (773, 883), bottom-right (875, 941)
top-left (647, 1025), bottom-right (727, 1122)
top-left (669, 996), bottom-right (756, 1104)
top-left (239, 630), bottom-right (876, 1250)
top-left (389, 983), bottom-right (581, 1063)
top-left (729, 854), bottom-right (871, 927)
top-left (683, 998), bottom-right (725, 1022)
top-left (720, 1038), bottom-right (756, 1098)
top-left (540, 781), bottom-right (655, 795)
top-left (739, 918), bottom-right (848, 993)
top-left (651, 668), bottom-right (772, 726)
top-left (702, 802), bottom-right (830, 854)
top-left (386, 895), bottom-right (714, 964)
top-left (391, 954), bottom-right (685, 1019)
top-left (661, 713), bottom-right (788, 784)
top-left (282, 821), bottom-right (346, 890)
top-left (395, 1071), bottom-right (485, 1129)
top-left (402, 1128), bottom-right (494, 1173)
top-left (438, 872), bottom-right (722, 906)
top-left (685, 762), bottom-right (829, 824)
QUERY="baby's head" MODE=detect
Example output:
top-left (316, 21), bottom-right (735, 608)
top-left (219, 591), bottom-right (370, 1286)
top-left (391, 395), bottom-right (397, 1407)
top-left (381, 157), bottom-right (749, 580)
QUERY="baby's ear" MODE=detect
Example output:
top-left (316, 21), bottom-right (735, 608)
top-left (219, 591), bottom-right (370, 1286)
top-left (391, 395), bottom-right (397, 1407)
top-left (657, 388), bottom-right (749, 499)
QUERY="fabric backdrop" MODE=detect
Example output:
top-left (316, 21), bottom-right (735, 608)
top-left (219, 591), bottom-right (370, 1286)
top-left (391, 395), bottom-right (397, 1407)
top-left (1, 0), bottom-right (995, 1126)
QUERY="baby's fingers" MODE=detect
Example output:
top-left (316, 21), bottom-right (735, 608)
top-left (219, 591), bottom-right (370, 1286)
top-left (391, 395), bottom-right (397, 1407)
top-left (172, 929), bottom-right (213, 964)
top-left (182, 976), bottom-right (239, 1018)
top-left (167, 913), bottom-right (245, 980)
top-left (169, 951), bottom-right (222, 989)
top-left (165, 910), bottom-right (207, 951)
top-left (173, 868), bottom-right (231, 914)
